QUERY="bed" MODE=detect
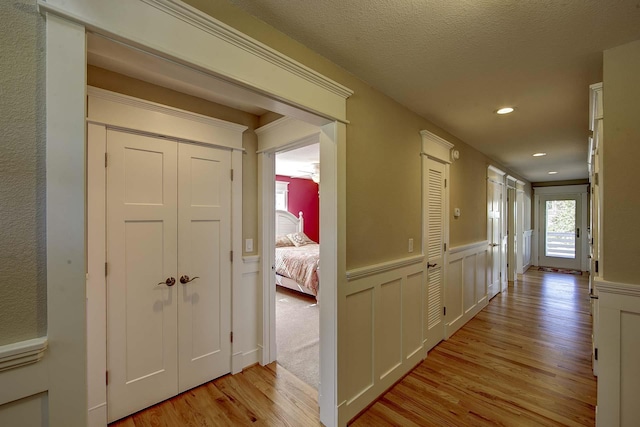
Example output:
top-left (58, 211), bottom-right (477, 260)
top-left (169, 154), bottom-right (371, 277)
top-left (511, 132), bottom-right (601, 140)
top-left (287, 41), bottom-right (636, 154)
top-left (275, 210), bottom-right (320, 300)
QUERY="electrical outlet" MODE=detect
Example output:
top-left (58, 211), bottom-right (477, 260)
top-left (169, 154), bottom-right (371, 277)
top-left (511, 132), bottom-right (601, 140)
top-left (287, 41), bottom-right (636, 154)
top-left (245, 238), bottom-right (253, 252)
top-left (408, 238), bottom-right (414, 253)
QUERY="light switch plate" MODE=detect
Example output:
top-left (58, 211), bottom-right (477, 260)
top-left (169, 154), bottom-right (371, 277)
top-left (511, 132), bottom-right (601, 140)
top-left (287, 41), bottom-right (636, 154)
top-left (408, 238), bottom-right (414, 253)
top-left (245, 238), bottom-right (253, 252)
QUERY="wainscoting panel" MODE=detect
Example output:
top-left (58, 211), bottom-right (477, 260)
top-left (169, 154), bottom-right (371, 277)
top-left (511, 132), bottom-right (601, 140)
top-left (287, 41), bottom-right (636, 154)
top-left (342, 257), bottom-right (425, 422)
top-left (476, 251), bottom-right (488, 304)
top-left (345, 288), bottom-right (375, 402)
top-left (522, 230), bottom-right (533, 273)
top-left (404, 272), bottom-right (424, 359)
top-left (446, 241), bottom-right (489, 339)
top-left (0, 343), bottom-right (49, 426)
top-left (447, 258), bottom-right (464, 324)
top-left (596, 278), bottom-right (640, 427)
top-left (232, 256), bottom-right (262, 374)
top-left (378, 280), bottom-right (402, 380)
top-left (464, 254), bottom-right (477, 312)
top-left (0, 392), bottom-right (48, 427)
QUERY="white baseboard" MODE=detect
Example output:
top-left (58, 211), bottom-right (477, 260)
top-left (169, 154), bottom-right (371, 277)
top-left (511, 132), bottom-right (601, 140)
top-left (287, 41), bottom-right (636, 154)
top-left (88, 402), bottom-right (107, 427)
top-left (232, 348), bottom-right (262, 374)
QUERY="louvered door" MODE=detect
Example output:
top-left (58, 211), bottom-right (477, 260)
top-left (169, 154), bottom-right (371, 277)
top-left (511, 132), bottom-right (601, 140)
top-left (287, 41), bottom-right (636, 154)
top-left (425, 158), bottom-right (445, 350)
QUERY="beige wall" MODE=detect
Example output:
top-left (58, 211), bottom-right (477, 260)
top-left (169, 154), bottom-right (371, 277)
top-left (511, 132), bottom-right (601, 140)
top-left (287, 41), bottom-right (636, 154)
top-left (87, 66), bottom-right (260, 257)
top-left (184, 0), bottom-right (531, 268)
top-left (0, 0), bottom-right (537, 349)
top-left (0, 0), bottom-right (47, 346)
top-left (603, 39), bottom-right (640, 285)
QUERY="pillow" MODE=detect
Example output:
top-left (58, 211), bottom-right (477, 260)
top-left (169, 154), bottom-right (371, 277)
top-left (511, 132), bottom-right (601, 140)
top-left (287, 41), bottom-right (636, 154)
top-left (275, 235), bottom-right (294, 247)
top-left (286, 231), bottom-right (315, 247)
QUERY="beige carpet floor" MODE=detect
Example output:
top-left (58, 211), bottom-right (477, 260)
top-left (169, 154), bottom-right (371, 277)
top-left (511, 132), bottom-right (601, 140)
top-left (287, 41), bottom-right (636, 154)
top-left (276, 286), bottom-right (319, 389)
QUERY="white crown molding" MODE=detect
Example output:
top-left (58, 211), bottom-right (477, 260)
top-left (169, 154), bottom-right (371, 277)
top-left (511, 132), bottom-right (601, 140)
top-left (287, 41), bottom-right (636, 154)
top-left (346, 255), bottom-right (424, 281)
top-left (420, 130), bottom-right (454, 164)
top-left (87, 86), bottom-right (248, 134)
top-left (488, 165), bottom-right (506, 176)
top-left (141, 0), bottom-right (353, 100)
top-left (255, 116), bottom-right (296, 135)
top-left (595, 278), bottom-right (640, 298)
top-left (0, 337), bottom-right (48, 372)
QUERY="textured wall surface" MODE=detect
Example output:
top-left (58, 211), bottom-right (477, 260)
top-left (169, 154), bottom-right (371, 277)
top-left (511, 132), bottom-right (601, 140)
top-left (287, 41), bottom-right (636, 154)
top-left (603, 40), bottom-right (640, 285)
top-left (0, 0), bottom-right (47, 346)
top-left (184, 0), bottom-right (532, 268)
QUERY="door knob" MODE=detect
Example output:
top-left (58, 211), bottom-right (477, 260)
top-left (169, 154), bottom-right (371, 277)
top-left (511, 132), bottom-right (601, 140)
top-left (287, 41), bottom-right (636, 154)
top-left (491, 243), bottom-right (499, 247)
top-left (427, 262), bottom-right (437, 268)
top-left (157, 277), bottom-right (176, 287)
top-left (179, 275), bottom-right (200, 284)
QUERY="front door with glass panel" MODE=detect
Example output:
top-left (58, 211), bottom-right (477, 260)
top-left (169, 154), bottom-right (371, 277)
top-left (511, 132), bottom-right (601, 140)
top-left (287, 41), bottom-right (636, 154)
top-left (538, 195), bottom-right (581, 270)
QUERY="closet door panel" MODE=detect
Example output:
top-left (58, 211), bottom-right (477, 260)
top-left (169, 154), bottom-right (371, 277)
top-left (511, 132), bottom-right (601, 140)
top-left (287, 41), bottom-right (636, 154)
top-left (177, 143), bottom-right (232, 392)
top-left (106, 130), bottom-right (178, 422)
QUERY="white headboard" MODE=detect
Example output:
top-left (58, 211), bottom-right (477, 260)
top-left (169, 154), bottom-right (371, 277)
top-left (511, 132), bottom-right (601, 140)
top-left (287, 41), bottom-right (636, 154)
top-left (275, 210), bottom-right (304, 236)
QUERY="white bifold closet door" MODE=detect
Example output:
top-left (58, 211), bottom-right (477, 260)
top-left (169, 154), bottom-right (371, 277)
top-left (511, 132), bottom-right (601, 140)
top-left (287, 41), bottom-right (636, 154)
top-left (106, 130), bottom-right (231, 422)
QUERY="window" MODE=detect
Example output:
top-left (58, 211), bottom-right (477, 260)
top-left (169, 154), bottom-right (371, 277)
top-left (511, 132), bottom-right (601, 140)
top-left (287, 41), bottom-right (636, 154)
top-left (275, 181), bottom-right (289, 211)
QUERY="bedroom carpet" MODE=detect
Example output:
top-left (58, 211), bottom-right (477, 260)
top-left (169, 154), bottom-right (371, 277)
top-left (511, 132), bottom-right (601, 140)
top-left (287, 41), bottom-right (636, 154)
top-left (276, 286), bottom-right (319, 389)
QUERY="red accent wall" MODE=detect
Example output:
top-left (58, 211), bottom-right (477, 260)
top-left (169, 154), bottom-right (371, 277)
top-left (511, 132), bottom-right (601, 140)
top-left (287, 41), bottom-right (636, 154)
top-left (276, 175), bottom-right (320, 243)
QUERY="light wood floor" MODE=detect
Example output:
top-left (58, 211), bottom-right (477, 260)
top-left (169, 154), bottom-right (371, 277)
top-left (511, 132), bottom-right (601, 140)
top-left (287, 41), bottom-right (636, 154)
top-left (111, 269), bottom-right (596, 426)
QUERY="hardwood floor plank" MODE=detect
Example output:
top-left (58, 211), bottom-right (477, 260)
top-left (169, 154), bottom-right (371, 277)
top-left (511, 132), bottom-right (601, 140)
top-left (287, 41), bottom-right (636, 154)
top-left (110, 269), bottom-right (595, 427)
top-left (351, 270), bottom-right (597, 426)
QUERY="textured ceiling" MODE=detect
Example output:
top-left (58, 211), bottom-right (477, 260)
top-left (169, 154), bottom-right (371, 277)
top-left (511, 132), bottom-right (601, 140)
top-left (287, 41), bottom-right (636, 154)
top-left (229, 0), bottom-right (640, 182)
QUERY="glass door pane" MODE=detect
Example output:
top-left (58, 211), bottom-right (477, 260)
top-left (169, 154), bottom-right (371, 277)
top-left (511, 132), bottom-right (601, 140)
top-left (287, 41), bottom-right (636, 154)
top-left (545, 200), bottom-right (576, 259)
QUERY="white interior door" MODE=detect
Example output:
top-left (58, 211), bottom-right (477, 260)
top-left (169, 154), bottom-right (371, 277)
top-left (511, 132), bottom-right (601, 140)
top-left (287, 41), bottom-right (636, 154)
top-left (538, 195), bottom-right (582, 270)
top-left (177, 143), bottom-right (231, 392)
top-left (487, 179), bottom-right (502, 299)
top-left (425, 158), bottom-right (445, 350)
top-left (107, 130), bottom-right (178, 422)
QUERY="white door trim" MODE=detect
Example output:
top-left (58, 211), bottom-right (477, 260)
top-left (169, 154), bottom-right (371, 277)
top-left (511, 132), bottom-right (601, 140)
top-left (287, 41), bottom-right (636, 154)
top-left (420, 130), bottom-right (452, 349)
top-left (87, 90), bottom-right (245, 424)
top-left (44, 2), bottom-right (351, 426)
top-left (533, 185), bottom-right (588, 271)
top-left (256, 122), bottom-right (322, 367)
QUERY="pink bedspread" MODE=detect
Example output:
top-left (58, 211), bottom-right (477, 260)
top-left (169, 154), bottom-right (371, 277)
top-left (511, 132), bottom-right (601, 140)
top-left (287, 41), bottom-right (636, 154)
top-left (275, 244), bottom-right (319, 295)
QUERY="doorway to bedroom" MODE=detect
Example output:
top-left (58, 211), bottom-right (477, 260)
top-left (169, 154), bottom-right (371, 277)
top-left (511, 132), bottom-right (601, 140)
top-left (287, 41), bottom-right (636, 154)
top-left (273, 144), bottom-right (321, 389)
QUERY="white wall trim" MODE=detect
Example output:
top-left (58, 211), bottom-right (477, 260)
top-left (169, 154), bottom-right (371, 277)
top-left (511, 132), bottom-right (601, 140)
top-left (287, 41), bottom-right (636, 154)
top-left (340, 259), bottom-right (425, 424)
top-left (0, 355), bottom-right (49, 407)
top-left (445, 240), bottom-right (489, 338)
top-left (39, 0), bottom-right (352, 123)
top-left (0, 337), bottom-right (48, 373)
top-left (255, 116), bottom-right (321, 154)
top-left (595, 276), bottom-right (640, 427)
top-left (88, 86), bottom-right (247, 133)
top-left (345, 255), bottom-right (425, 281)
top-left (419, 130), bottom-right (454, 164)
top-left (42, 0), bottom-right (351, 424)
top-left (533, 184), bottom-right (589, 195)
top-left (488, 165), bottom-right (506, 177)
top-left (242, 255), bottom-right (260, 267)
top-left (87, 86), bottom-right (247, 150)
top-left (140, 0), bottom-right (353, 99)
top-left (449, 240), bottom-right (489, 256)
top-left (595, 278), bottom-right (640, 297)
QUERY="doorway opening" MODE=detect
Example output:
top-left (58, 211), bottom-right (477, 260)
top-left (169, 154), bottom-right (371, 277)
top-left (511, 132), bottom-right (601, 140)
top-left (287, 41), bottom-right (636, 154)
top-left (539, 196), bottom-right (581, 270)
top-left (533, 185), bottom-right (588, 272)
top-left (273, 144), bottom-right (321, 389)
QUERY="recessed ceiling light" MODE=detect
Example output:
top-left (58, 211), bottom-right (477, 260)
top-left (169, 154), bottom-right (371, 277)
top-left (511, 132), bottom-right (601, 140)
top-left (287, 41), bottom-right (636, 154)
top-left (496, 107), bottom-right (515, 115)
top-left (533, 152), bottom-right (546, 157)
top-left (548, 171), bottom-right (558, 175)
